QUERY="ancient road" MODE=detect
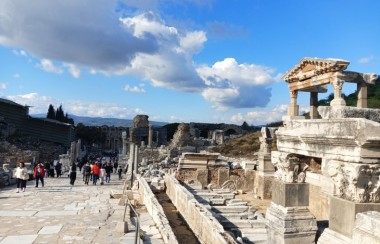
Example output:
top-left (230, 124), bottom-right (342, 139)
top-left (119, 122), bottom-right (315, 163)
top-left (0, 171), bottom-right (164, 244)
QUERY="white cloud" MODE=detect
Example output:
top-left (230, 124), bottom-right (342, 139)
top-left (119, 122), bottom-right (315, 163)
top-left (230, 105), bottom-right (288, 126)
top-left (230, 113), bottom-right (244, 123)
top-left (6, 93), bottom-right (145, 119)
top-left (0, 1), bottom-right (281, 110)
top-left (0, 83), bottom-right (7, 89)
top-left (230, 104), bottom-right (311, 125)
top-left (38, 59), bottom-right (63, 74)
top-left (358, 55), bottom-right (374, 64)
top-left (12, 49), bottom-right (28, 57)
top-left (169, 115), bottom-right (184, 122)
top-left (64, 63), bottom-right (81, 78)
top-left (198, 58), bottom-right (281, 109)
top-left (124, 84), bottom-right (146, 93)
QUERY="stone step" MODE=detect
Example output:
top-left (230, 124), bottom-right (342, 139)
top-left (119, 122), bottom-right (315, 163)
top-left (221, 220), bottom-right (253, 228)
top-left (195, 192), bottom-right (235, 200)
top-left (212, 205), bottom-right (249, 213)
top-left (212, 189), bottom-right (232, 194)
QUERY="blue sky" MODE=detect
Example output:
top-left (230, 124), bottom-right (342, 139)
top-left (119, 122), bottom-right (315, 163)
top-left (0, 0), bottom-right (379, 125)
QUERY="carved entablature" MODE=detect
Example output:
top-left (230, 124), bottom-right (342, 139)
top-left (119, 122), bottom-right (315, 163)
top-left (271, 151), bottom-right (309, 183)
top-left (326, 160), bottom-right (380, 203)
top-left (283, 58), bottom-right (379, 93)
top-left (283, 58), bottom-right (350, 84)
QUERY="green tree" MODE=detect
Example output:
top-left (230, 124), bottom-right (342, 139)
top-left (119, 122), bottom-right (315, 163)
top-left (47, 104), bottom-right (56, 119)
top-left (56, 105), bottom-right (65, 122)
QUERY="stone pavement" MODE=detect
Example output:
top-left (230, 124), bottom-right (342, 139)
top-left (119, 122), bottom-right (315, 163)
top-left (0, 172), bottom-right (165, 244)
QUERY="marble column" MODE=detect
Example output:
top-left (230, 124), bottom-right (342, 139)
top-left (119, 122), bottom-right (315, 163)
top-left (330, 78), bottom-right (346, 107)
top-left (357, 82), bottom-right (368, 108)
top-left (309, 92), bottom-right (319, 119)
top-left (122, 131), bottom-right (127, 155)
top-left (288, 90), bottom-right (299, 116)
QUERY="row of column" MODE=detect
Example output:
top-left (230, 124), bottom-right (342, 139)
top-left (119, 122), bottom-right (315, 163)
top-left (288, 79), bottom-right (368, 117)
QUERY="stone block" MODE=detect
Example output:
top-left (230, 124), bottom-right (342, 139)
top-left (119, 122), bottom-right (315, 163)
top-left (266, 203), bottom-right (317, 244)
top-left (329, 196), bottom-right (380, 237)
top-left (352, 211), bottom-right (380, 243)
top-left (271, 180), bottom-right (309, 207)
top-left (217, 168), bottom-right (229, 187)
top-left (254, 174), bottom-right (274, 200)
top-left (196, 169), bottom-right (208, 189)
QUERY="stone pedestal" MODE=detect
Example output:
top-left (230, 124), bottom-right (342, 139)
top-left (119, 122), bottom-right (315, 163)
top-left (255, 154), bottom-right (275, 199)
top-left (352, 211), bottom-right (380, 243)
top-left (266, 180), bottom-right (317, 244)
top-left (328, 196), bottom-right (380, 238)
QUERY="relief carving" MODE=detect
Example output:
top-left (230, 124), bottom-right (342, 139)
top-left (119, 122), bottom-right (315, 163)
top-left (272, 153), bottom-right (308, 183)
top-left (328, 161), bottom-right (380, 203)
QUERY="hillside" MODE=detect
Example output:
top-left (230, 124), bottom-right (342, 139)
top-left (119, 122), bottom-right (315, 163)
top-left (208, 131), bottom-right (262, 158)
top-left (318, 83), bottom-right (380, 107)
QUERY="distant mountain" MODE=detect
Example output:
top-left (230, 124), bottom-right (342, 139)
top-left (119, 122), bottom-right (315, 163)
top-left (31, 114), bottom-right (168, 127)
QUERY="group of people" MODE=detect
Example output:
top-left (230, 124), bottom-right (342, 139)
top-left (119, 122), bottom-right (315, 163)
top-left (14, 161), bottom-right (47, 192)
top-left (81, 161), bottom-right (123, 186)
top-left (15, 159), bottom-right (124, 192)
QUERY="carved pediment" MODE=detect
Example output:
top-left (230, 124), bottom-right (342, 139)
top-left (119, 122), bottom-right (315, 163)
top-left (284, 58), bottom-right (350, 83)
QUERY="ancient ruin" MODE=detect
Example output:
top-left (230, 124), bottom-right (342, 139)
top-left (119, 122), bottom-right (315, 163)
top-left (2, 57), bottom-right (380, 243)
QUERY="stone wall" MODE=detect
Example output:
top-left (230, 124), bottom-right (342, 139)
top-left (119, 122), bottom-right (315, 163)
top-left (164, 174), bottom-right (229, 244)
top-left (136, 175), bottom-right (178, 244)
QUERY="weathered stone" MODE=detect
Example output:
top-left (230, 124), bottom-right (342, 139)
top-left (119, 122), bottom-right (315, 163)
top-left (329, 196), bottom-right (380, 237)
top-left (271, 181), bottom-right (309, 207)
top-left (352, 211), bottom-right (380, 243)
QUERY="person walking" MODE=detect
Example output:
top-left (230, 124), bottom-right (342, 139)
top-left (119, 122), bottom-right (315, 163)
top-left (117, 165), bottom-right (123, 180)
top-left (83, 162), bottom-right (91, 185)
top-left (14, 162), bottom-right (28, 192)
top-left (105, 162), bottom-right (113, 183)
top-left (69, 163), bottom-right (77, 186)
top-left (92, 163), bottom-right (100, 185)
top-left (45, 161), bottom-right (50, 178)
top-left (34, 162), bottom-right (45, 187)
top-left (99, 165), bottom-right (106, 185)
top-left (55, 161), bottom-right (62, 177)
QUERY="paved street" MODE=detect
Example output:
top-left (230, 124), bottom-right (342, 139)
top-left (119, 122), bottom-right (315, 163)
top-left (0, 172), bottom-right (161, 244)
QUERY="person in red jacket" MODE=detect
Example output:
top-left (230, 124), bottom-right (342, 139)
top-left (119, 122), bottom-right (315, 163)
top-left (34, 162), bottom-right (46, 187)
top-left (92, 162), bottom-right (100, 185)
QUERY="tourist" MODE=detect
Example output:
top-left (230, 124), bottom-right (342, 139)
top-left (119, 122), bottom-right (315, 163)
top-left (113, 162), bottom-right (118, 173)
top-left (105, 162), bottom-right (113, 183)
top-left (117, 165), bottom-right (123, 180)
top-left (69, 163), bottom-right (77, 186)
top-left (55, 161), bottom-right (62, 177)
top-left (99, 165), bottom-right (106, 185)
top-left (45, 161), bottom-right (51, 177)
top-left (92, 162), bottom-right (100, 185)
top-left (49, 161), bottom-right (55, 177)
top-left (14, 162), bottom-right (28, 193)
top-left (34, 162), bottom-right (45, 187)
top-left (83, 162), bottom-right (91, 185)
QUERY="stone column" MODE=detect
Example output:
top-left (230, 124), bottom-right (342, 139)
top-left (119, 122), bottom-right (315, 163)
top-left (330, 78), bottom-right (346, 107)
top-left (133, 145), bottom-right (139, 174)
top-left (287, 90), bottom-right (299, 116)
top-left (148, 124), bottom-right (153, 148)
top-left (309, 92), bottom-right (319, 119)
top-left (70, 141), bottom-right (77, 164)
top-left (266, 153), bottom-right (317, 244)
top-left (357, 82), bottom-right (368, 108)
top-left (122, 131), bottom-right (127, 155)
top-left (127, 143), bottom-right (135, 178)
top-left (76, 139), bottom-right (81, 160)
top-left (255, 134), bottom-right (275, 199)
